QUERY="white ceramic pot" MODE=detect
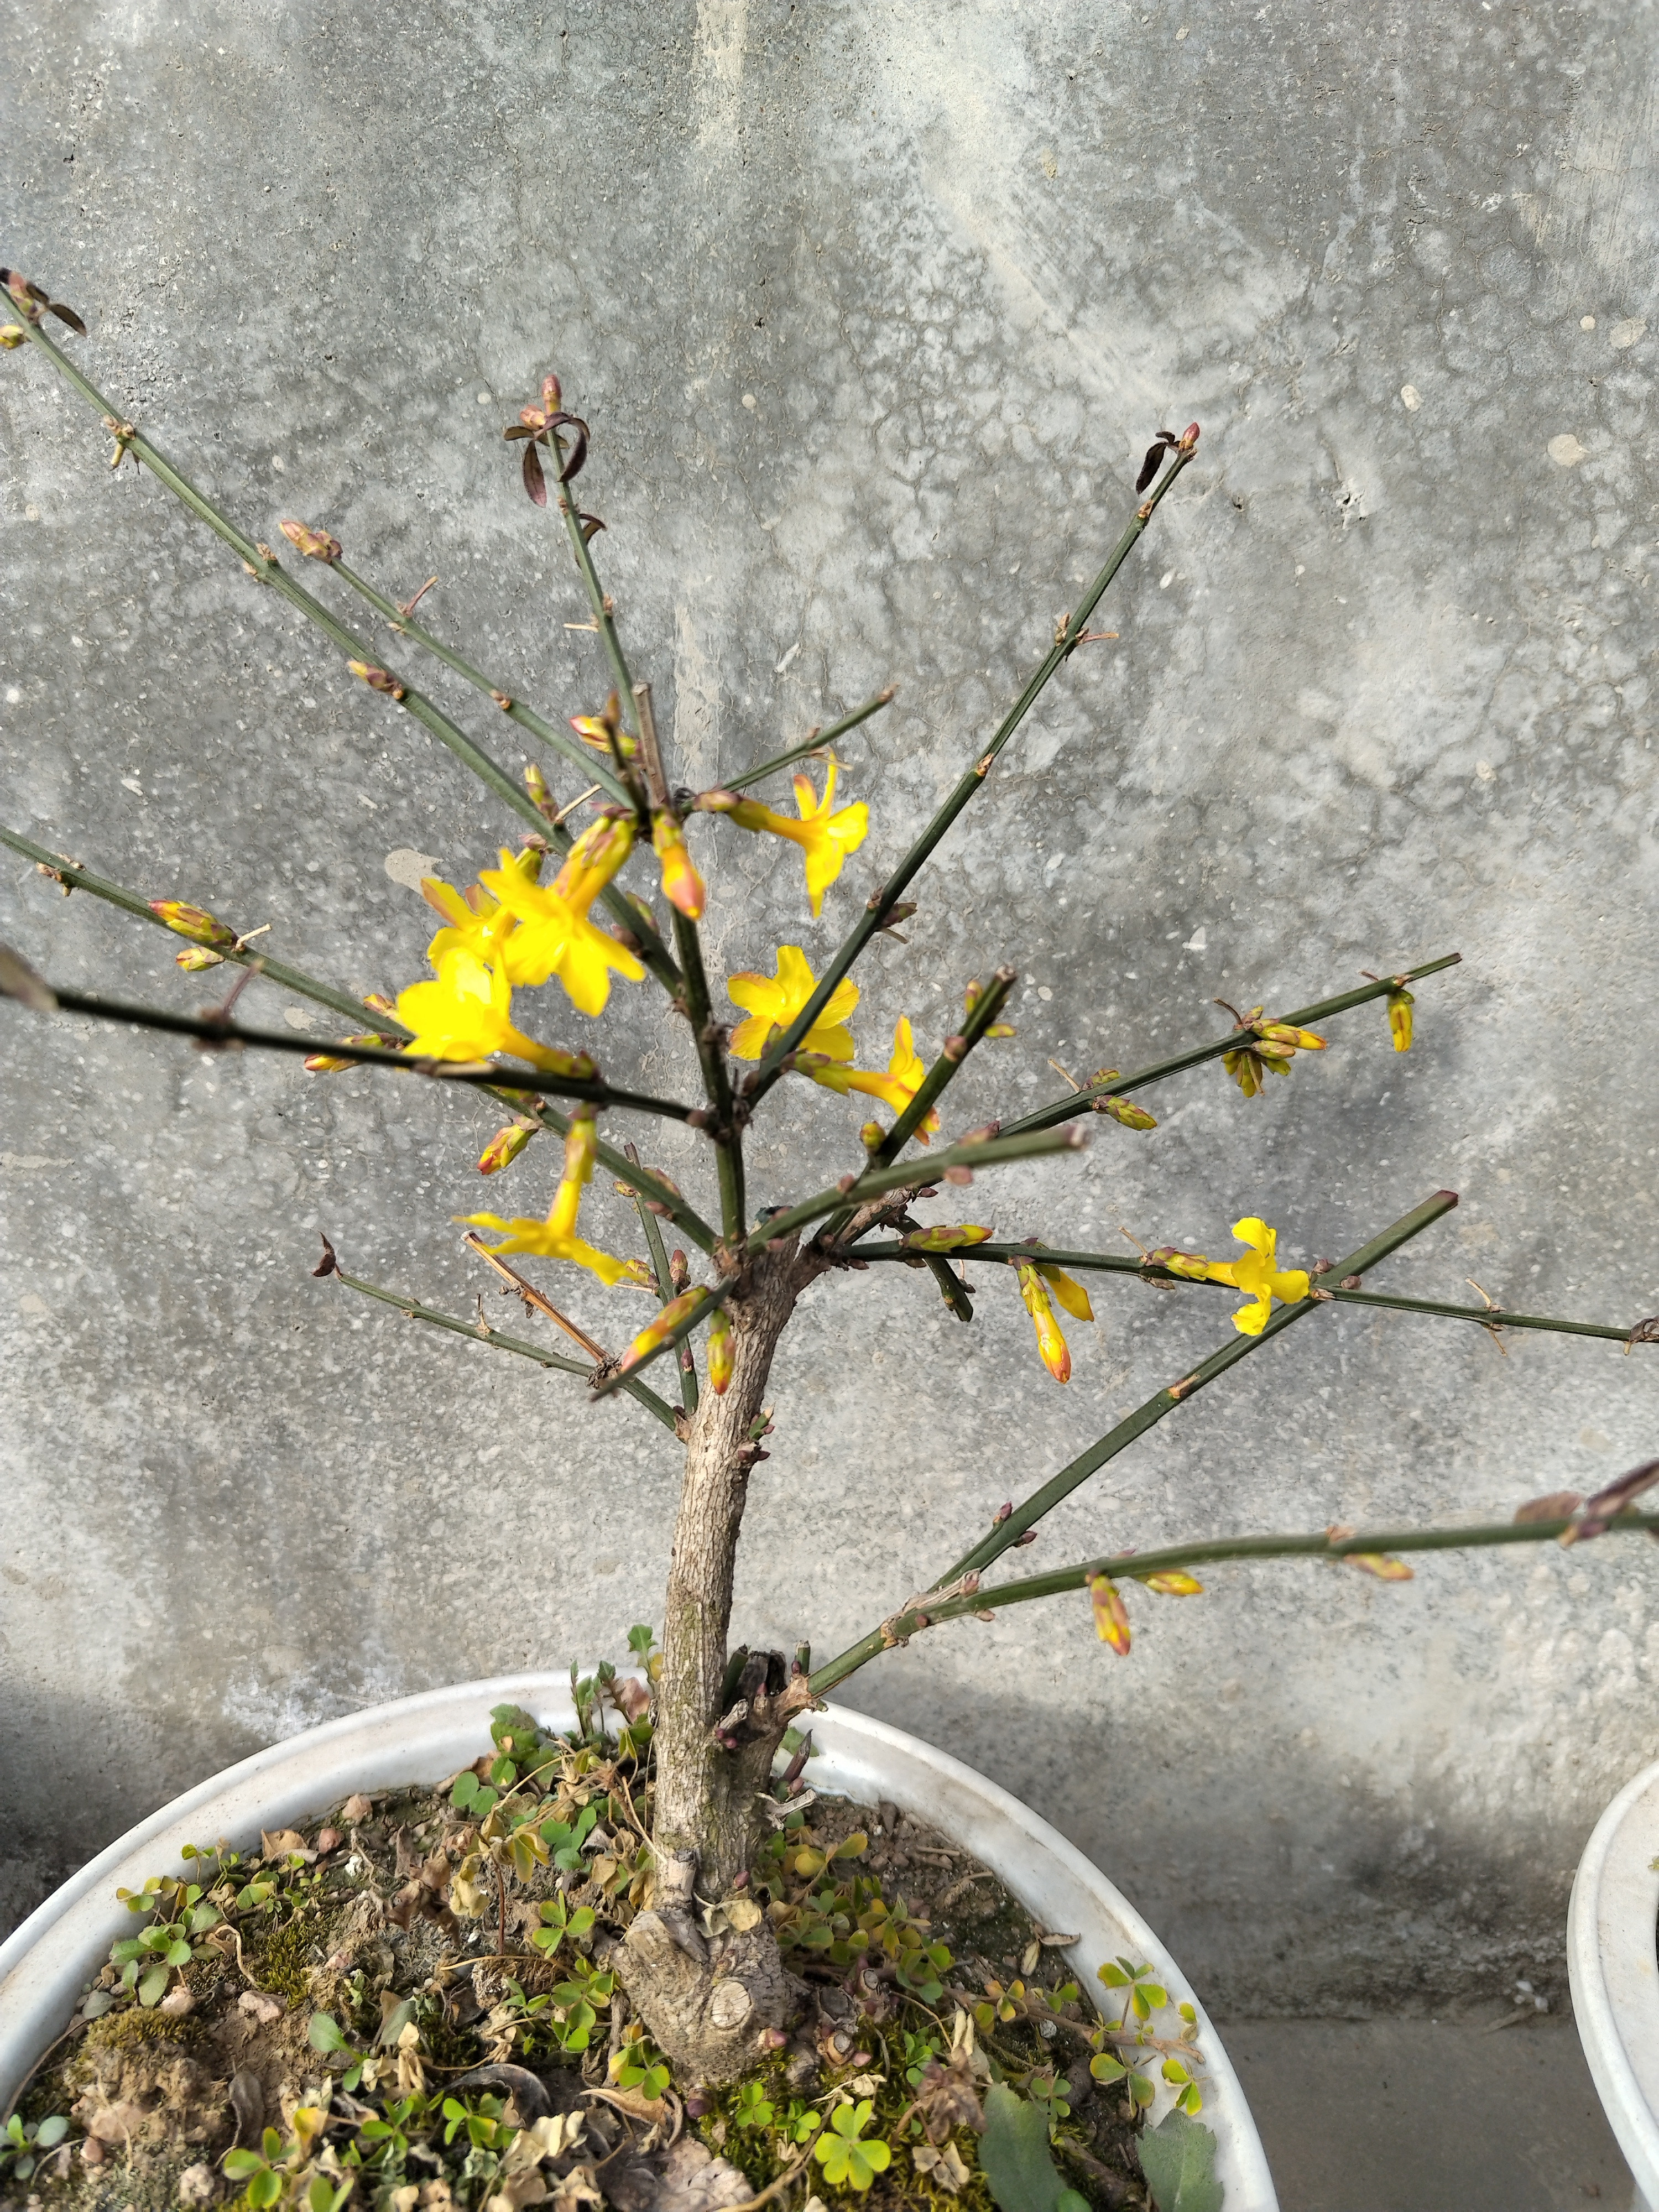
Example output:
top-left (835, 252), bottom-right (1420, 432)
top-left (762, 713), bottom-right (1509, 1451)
top-left (0, 1677), bottom-right (1277, 2210)
top-left (1569, 1757), bottom-right (1659, 2211)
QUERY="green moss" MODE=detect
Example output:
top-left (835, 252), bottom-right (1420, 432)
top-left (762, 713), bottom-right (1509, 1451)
top-left (79, 2003), bottom-right (197, 2057)
top-left (244, 1910), bottom-right (319, 2005)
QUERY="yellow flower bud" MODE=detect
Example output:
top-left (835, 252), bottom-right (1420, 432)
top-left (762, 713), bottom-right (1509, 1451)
top-left (1342, 1553), bottom-right (1414, 1582)
top-left (1089, 1575), bottom-right (1131, 1655)
top-left (902, 1225), bottom-right (993, 1253)
top-left (478, 1122), bottom-right (536, 1175)
top-left (1097, 1095), bottom-right (1157, 1130)
top-left (149, 899), bottom-right (236, 948)
top-left (651, 812), bottom-right (706, 920)
top-left (278, 518), bottom-right (342, 562)
top-left (1387, 987), bottom-right (1415, 1052)
top-left (618, 1286), bottom-right (709, 1373)
top-left (707, 1308), bottom-right (733, 1395)
top-left (1147, 1246), bottom-right (1211, 1281)
top-left (1016, 1264), bottom-right (1071, 1383)
top-left (174, 945), bottom-right (226, 972)
top-left (302, 1032), bottom-right (378, 1073)
top-left (347, 660), bottom-right (406, 700)
top-left (1140, 1570), bottom-right (1204, 1596)
top-left (0, 324), bottom-right (26, 349)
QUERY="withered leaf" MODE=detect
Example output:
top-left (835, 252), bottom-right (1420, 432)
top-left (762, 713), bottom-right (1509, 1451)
top-left (546, 411), bottom-right (589, 481)
top-left (1136, 439), bottom-right (1168, 494)
top-left (46, 300), bottom-right (87, 336)
top-left (1514, 1491), bottom-right (1582, 1525)
top-left (523, 439), bottom-right (547, 505)
top-left (0, 942), bottom-right (57, 1011)
top-left (312, 1232), bottom-right (340, 1278)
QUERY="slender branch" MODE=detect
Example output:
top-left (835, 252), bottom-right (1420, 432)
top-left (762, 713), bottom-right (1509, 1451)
top-left (550, 429), bottom-right (642, 742)
top-left (636, 682), bottom-right (745, 1240)
top-left (872, 968), bottom-right (1019, 1171)
top-left (999, 953), bottom-right (1463, 1140)
top-left (624, 1142), bottom-right (699, 1417)
top-left (0, 827), bottom-right (719, 1253)
top-left (743, 441), bottom-right (1199, 1108)
top-left (0, 975), bottom-right (701, 1119)
top-left (750, 1124), bottom-right (1089, 1253)
top-left (936, 1189), bottom-right (1458, 1585)
top-left (334, 1266), bottom-right (679, 1431)
top-left (722, 689), bottom-right (897, 794)
top-left (2, 312), bottom-right (681, 993)
top-left (592, 1127), bottom-right (1090, 1401)
top-left (326, 555), bottom-right (634, 808)
top-left (810, 966), bottom-right (1018, 1250)
top-left (852, 1239), bottom-right (1643, 1347)
top-left (1, 825), bottom-right (384, 1031)
top-left (808, 1510), bottom-right (1659, 1692)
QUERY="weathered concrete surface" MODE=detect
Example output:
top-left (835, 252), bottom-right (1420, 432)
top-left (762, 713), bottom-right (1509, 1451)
top-left (1, 0), bottom-right (1655, 2018)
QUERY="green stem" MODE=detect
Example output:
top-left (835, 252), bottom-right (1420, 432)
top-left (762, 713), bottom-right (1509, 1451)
top-left (674, 911), bottom-right (746, 1240)
top-left (743, 446), bottom-right (1197, 1108)
top-left (723, 689), bottom-right (897, 794)
top-left (749, 1124), bottom-right (1088, 1254)
top-left (808, 1510), bottom-right (1659, 1692)
top-left (3, 978), bottom-right (699, 1120)
top-left (871, 968), bottom-right (1019, 1171)
top-left (593, 1124), bottom-right (1089, 1400)
top-left (852, 1239), bottom-right (1641, 1346)
top-left (999, 953), bottom-right (1463, 1139)
top-left (812, 966), bottom-right (1019, 1249)
top-left (551, 440), bottom-right (641, 740)
top-left (328, 556), bottom-right (633, 808)
top-left (0, 825), bottom-right (382, 1030)
top-left (3, 313), bottom-right (680, 993)
top-left (938, 1190), bottom-right (1455, 1582)
top-left (625, 1144), bottom-right (700, 1416)
top-left (335, 1267), bottom-right (679, 1431)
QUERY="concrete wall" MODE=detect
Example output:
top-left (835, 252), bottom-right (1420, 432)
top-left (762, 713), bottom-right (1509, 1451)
top-left (2, 0), bottom-right (1655, 2015)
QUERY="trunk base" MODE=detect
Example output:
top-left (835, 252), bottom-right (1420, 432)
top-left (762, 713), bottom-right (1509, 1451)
top-left (613, 1907), bottom-right (796, 2083)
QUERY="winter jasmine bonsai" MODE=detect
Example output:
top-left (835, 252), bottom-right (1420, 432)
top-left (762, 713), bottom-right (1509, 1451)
top-left (3, 265), bottom-right (1656, 2127)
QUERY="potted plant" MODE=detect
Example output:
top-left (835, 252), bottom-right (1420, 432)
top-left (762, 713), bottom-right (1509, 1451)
top-left (1, 265), bottom-right (1654, 2211)
top-left (1567, 1751), bottom-right (1659, 2207)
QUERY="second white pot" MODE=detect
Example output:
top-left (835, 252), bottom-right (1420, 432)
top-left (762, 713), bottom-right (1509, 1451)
top-left (0, 1677), bottom-right (1278, 2210)
top-left (1568, 1756), bottom-right (1659, 2211)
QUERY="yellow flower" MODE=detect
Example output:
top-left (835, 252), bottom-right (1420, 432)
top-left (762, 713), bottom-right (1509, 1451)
top-left (1203, 1216), bottom-right (1310, 1336)
top-left (718, 761), bottom-right (868, 916)
top-left (651, 812), bottom-right (706, 920)
top-left (1089, 1575), bottom-right (1131, 1655)
top-left (464, 1110), bottom-right (648, 1288)
top-left (420, 848), bottom-right (538, 968)
top-left (795, 1016), bottom-right (941, 1141)
top-left (727, 945), bottom-right (858, 1063)
top-left (1387, 987), bottom-right (1415, 1052)
top-left (1016, 1262), bottom-right (1072, 1383)
top-left (395, 947), bottom-right (593, 1074)
top-left (481, 816), bottom-right (645, 1017)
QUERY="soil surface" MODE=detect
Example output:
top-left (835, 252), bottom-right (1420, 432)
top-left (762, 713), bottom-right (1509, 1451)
top-left (2, 1705), bottom-right (1199, 2211)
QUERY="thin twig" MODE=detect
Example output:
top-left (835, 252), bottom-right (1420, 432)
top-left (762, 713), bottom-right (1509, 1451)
top-left (722, 688), bottom-right (898, 794)
top-left (743, 439), bottom-right (1199, 1108)
top-left (999, 953), bottom-right (1463, 1139)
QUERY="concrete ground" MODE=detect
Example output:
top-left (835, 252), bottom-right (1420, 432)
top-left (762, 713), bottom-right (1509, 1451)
top-left (1220, 2015), bottom-right (1634, 2211)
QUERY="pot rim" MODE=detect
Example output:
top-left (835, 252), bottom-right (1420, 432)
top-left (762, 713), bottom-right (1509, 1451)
top-left (0, 1674), bottom-right (1277, 2210)
top-left (1568, 1754), bottom-right (1659, 2209)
